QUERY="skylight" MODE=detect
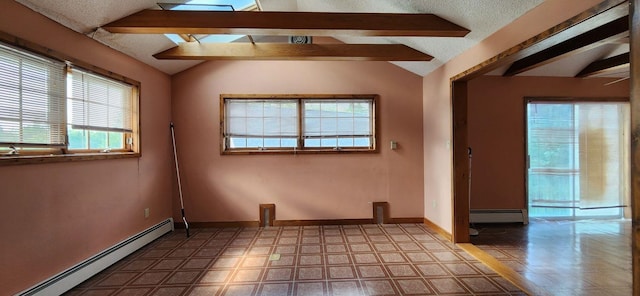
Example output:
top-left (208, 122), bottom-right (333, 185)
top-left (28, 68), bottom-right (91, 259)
top-left (161, 0), bottom-right (256, 44)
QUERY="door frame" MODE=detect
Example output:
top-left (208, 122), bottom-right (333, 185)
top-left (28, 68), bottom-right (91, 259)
top-left (524, 97), bottom-right (629, 219)
top-left (449, 0), bottom-right (628, 243)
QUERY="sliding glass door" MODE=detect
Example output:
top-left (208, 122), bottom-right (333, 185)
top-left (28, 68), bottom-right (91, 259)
top-left (526, 101), bottom-right (629, 218)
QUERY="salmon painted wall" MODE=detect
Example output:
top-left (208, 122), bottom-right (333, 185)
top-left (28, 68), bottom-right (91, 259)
top-left (0, 2), bottom-right (173, 294)
top-left (171, 60), bottom-right (424, 222)
top-left (422, 0), bottom-right (605, 233)
top-left (467, 76), bottom-right (629, 209)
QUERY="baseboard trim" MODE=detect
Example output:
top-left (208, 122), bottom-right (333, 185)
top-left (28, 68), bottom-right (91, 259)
top-left (175, 221), bottom-right (260, 228)
top-left (423, 217), bottom-right (452, 241)
top-left (470, 209), bottom-right (528, 224)
top-left (388, 217), bottom-right (423, 224)
top-left (273, 219), bottom-right (373, 226)
top-left (18, 218), bottom-right (174, 296)
top-left (174, 217), bottom-right (424, 228)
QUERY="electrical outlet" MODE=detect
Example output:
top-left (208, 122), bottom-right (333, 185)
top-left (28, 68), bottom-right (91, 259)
top-left (431, 200), bottom-right (437, 208)
top-left (144, 208), bottom-right (150, 218)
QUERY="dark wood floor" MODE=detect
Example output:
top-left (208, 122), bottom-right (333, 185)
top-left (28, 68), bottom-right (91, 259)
top-left (470, 219), bottom-right (632, 295)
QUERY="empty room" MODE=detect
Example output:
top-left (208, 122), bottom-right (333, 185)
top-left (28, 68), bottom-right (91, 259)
top-left (1, 0), bottom-right (638, 295)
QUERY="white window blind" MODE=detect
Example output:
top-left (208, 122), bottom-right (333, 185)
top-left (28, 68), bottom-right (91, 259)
top-left (68, 68), bottom-right (133, 133)
top-left (225, 99), bottom-right (298, 148)
top-left (0, 43), bottom-right (66, 147)
top-left (303, 99), bottom-right (373, 148)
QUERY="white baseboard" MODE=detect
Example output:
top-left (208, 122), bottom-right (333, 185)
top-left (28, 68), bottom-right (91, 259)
top-left (470, 209), bottom-right (528, 224)
top-left (18, 218), bottom-right (174, 296)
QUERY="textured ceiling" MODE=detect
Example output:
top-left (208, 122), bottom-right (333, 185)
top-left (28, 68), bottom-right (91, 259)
top-left (15, 0), bottom-right (545, 76)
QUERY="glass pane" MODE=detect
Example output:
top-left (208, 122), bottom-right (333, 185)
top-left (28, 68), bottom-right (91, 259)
top-left (354, 137), bottom-right (371, 147)
top-left (0, 120), bottom-right (19, 142)
top-left (22, 122), bottom-right (51, 144)
top-left (246, 102), bottom-right (263, 117)
top-left (337, 118), bottom-right (354, 134)
top-left (321, 102), bottom-right (338, 117)
top-left (264, 138), bottom-right (281, 148)
top-left (246, 137), bottom-right (262, 148)
top-left (305, 138), bottom-right (320, 147)
top-left (577, 103), bottom-right (629, 210)
top-left (353, 102), bottom-right (370, 116)
top-left (108, 132), bottom-right (124, 149)
top-left (0, 87), bottom-right (20, 119)
top-left (321, 138), bottom-right (337, 147)
top-left (229, 137), bottom-right (246, 148)
top-left (304, 117), bottom-right (321, 134)
top-left (320, 118), bottom-right (336, 134)
top-left (527, 102), bottom-right (628, 219)
top-left (281, 117), bottom-right (297, 135)
top-left (281, 138), bottom-right (297, 147)
top-left (89, 130), bottom-right (108, 149)
top-left (263, 102), bottom-right (280, 117)
top-left (528, 173), bottom-right (575, 206)
top-left (281, 102), bottom-right (297, 117)
top-left (305, 102), bottom-right (321, 117)
top-left (336, 102), bottom-right (353, 117)
top-left (67, 126), bottom-right (88, 149)
top-left (228, 101), bottom-right (247, 117)
top-left (337, 137), bottom-right (354, 147)
top-left (246, 118), bottom-right (264, 136)
top-left (354, 118), bottom-right (371, 135)
top-left (225, 99), bottom-right (299, 149)
top-left (228, 118), bottom-right (246, 134)
top-left (69, 70), bottom-right (133, 134)
top-left (263, 118), bottom-right (280, 136)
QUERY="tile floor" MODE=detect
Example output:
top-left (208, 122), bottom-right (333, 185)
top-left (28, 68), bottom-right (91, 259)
top-left (471, 219), bottom-right (632, 296)
top-left (67, 223), bottom-right (524, 295)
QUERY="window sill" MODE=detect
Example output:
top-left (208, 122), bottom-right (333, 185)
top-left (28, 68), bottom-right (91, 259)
top-left (0, 152), bottom-right (140, 166)
top-left (221, 148), bottom-right (378, 155)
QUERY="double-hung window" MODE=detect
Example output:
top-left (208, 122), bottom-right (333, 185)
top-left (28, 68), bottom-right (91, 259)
top-left (67, 68), bottom-right (135, 151)
top-left (0, 43), bottom-right (66, 150)
top-left (221, 95), bottom-right (376, 153)
top-left (0, 40), bottom-right (139, 162)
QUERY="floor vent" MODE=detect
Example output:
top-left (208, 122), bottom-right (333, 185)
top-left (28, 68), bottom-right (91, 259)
top-left (470, 209), bottom-right (528, 224)
top-left (19, 218), bottom-right (174, 296)
top-left (260, 204), bottom-right (275, 227)
top-left (372, 202), bottom-right (389, 224)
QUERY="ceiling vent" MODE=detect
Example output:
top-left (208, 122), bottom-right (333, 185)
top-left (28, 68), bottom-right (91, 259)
top-left (289, 36), bottom-right (313, 44)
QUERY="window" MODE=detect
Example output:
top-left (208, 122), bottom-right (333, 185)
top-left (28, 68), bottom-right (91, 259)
top-left (221, 95), bottom-right (377, 153)
top-left (0, 41), bottom-right (139, 162)
top-left (161, 0), bottom-right (257, 44)
top-left (67, 68), bottom-right (135, 151)
top-left (0, 43), bottom-right (66, 150)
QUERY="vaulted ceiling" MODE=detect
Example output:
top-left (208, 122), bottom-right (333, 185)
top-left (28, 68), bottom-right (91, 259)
top-left (12, 0), bottom-right (630, 79)
top-left (14, 0), bottom-right (547, 76)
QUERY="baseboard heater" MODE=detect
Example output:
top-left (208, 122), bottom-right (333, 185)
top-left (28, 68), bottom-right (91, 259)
top-left (18, 218), bottom-right (174, 296)
top-left (470, 209), bottom-right (528, 224)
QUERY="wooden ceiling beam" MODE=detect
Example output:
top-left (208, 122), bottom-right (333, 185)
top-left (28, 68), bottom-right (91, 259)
top-left (503, 15), bottom-right (629, 76)
top-left (153, 43), bottom-right (433, 61)
top-left (575, 52), bottom-right (629, 77)
top-left (102, 10), bottom-right (470, 37)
